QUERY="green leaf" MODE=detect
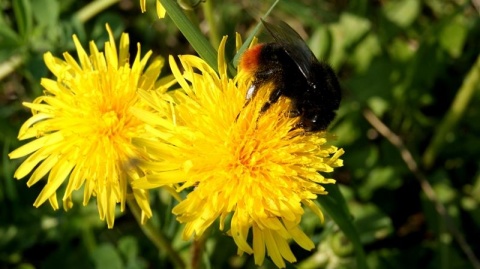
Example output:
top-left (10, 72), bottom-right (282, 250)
top-left (160, 0), bottom-right (219, 72)
top-left (13, 0), bottom-right (33, 39)
top-left (358, 166), bottom-right (401, 200)
top-left (118, 236), bottom-right (139, 262)
top-left (318, 184), bottom-right (369, 269)
top-left (309, 25), bottom-right (331, 60)
top-left (31, 0), bottom-right (59, 26)
top-left (383, 0), bottom-right (420, 28)
top-left (350, 203), bottom-right (394, 245)
top-left (326, 13), bottom-right (371, 69)
top-left (367, 96), bottom-right (390, 117)
top-left (0, 25), bottom-right (22, 49)
top-left (439, 16), bottom-right (467, 58)
top-left (350, 33), bottom-right (381, 72)
top-left (387, 37), bottom-right (415, 62)
top-left (91, 243), bottom-right (123, 269)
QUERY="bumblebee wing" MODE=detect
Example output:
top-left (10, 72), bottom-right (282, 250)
top-left (261, 19), bottom-right (316, 79)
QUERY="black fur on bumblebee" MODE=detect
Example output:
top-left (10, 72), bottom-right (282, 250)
top-left (239, 20), bottom-right (341, 132)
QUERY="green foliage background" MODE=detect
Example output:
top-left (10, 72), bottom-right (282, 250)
top-left (1, 0), bottom-right (479, 268)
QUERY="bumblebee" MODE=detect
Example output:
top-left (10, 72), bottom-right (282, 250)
top-left (239, 20), bottom-right (341, 131)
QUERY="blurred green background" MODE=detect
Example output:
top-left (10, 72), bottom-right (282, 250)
top-left (1, 0), bottom-right (480, 268)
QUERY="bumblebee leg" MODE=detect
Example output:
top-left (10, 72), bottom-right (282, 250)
top-left (289, 109), bottom-right (300, 117)
top-left (261, 88), bottom-right (283, 112)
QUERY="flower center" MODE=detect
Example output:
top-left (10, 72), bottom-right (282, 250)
top-left (231, 135), bottom-right (265, 178)
top-left (101, 110), bottom-right (121, 136)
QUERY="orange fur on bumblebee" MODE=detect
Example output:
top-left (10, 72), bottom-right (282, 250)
top-left (239, 20), bottom-right (341, 131)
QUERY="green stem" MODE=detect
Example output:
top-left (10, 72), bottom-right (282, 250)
top-left (439, 218), bottom-right (450, 269)
top-left (160, 0), bottom-right (218, 72)
top-left (191, 232), bottom-right (207, 269)
top-left (81, 225), bottom-right (97, 253)
top-left (0, 54), bottom-right (23, 81)
top-left (318, 184), bottom-right (368, 269)
top-left (127, 199), bottom-right (186, 269)
top-left (231, 0), bottom-right (280, 67)
top-left (75, 0), bottom-right (120, 23)
top-left (202, 0), bottom-right (220, 49)
top-left (422, 55), bottom-right (480, 168)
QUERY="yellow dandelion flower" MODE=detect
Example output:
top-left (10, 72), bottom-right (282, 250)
top-left (140, 0), bottom-right (166, 18)
top-left (132, 36), bottom-right (344, 268)
top-left (9, 24), bottom-right (165, 228)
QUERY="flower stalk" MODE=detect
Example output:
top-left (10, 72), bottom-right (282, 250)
top-left (127, 198), bottom-right (186, 269)
top-left (422, 55), bottom-right (480, 168)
